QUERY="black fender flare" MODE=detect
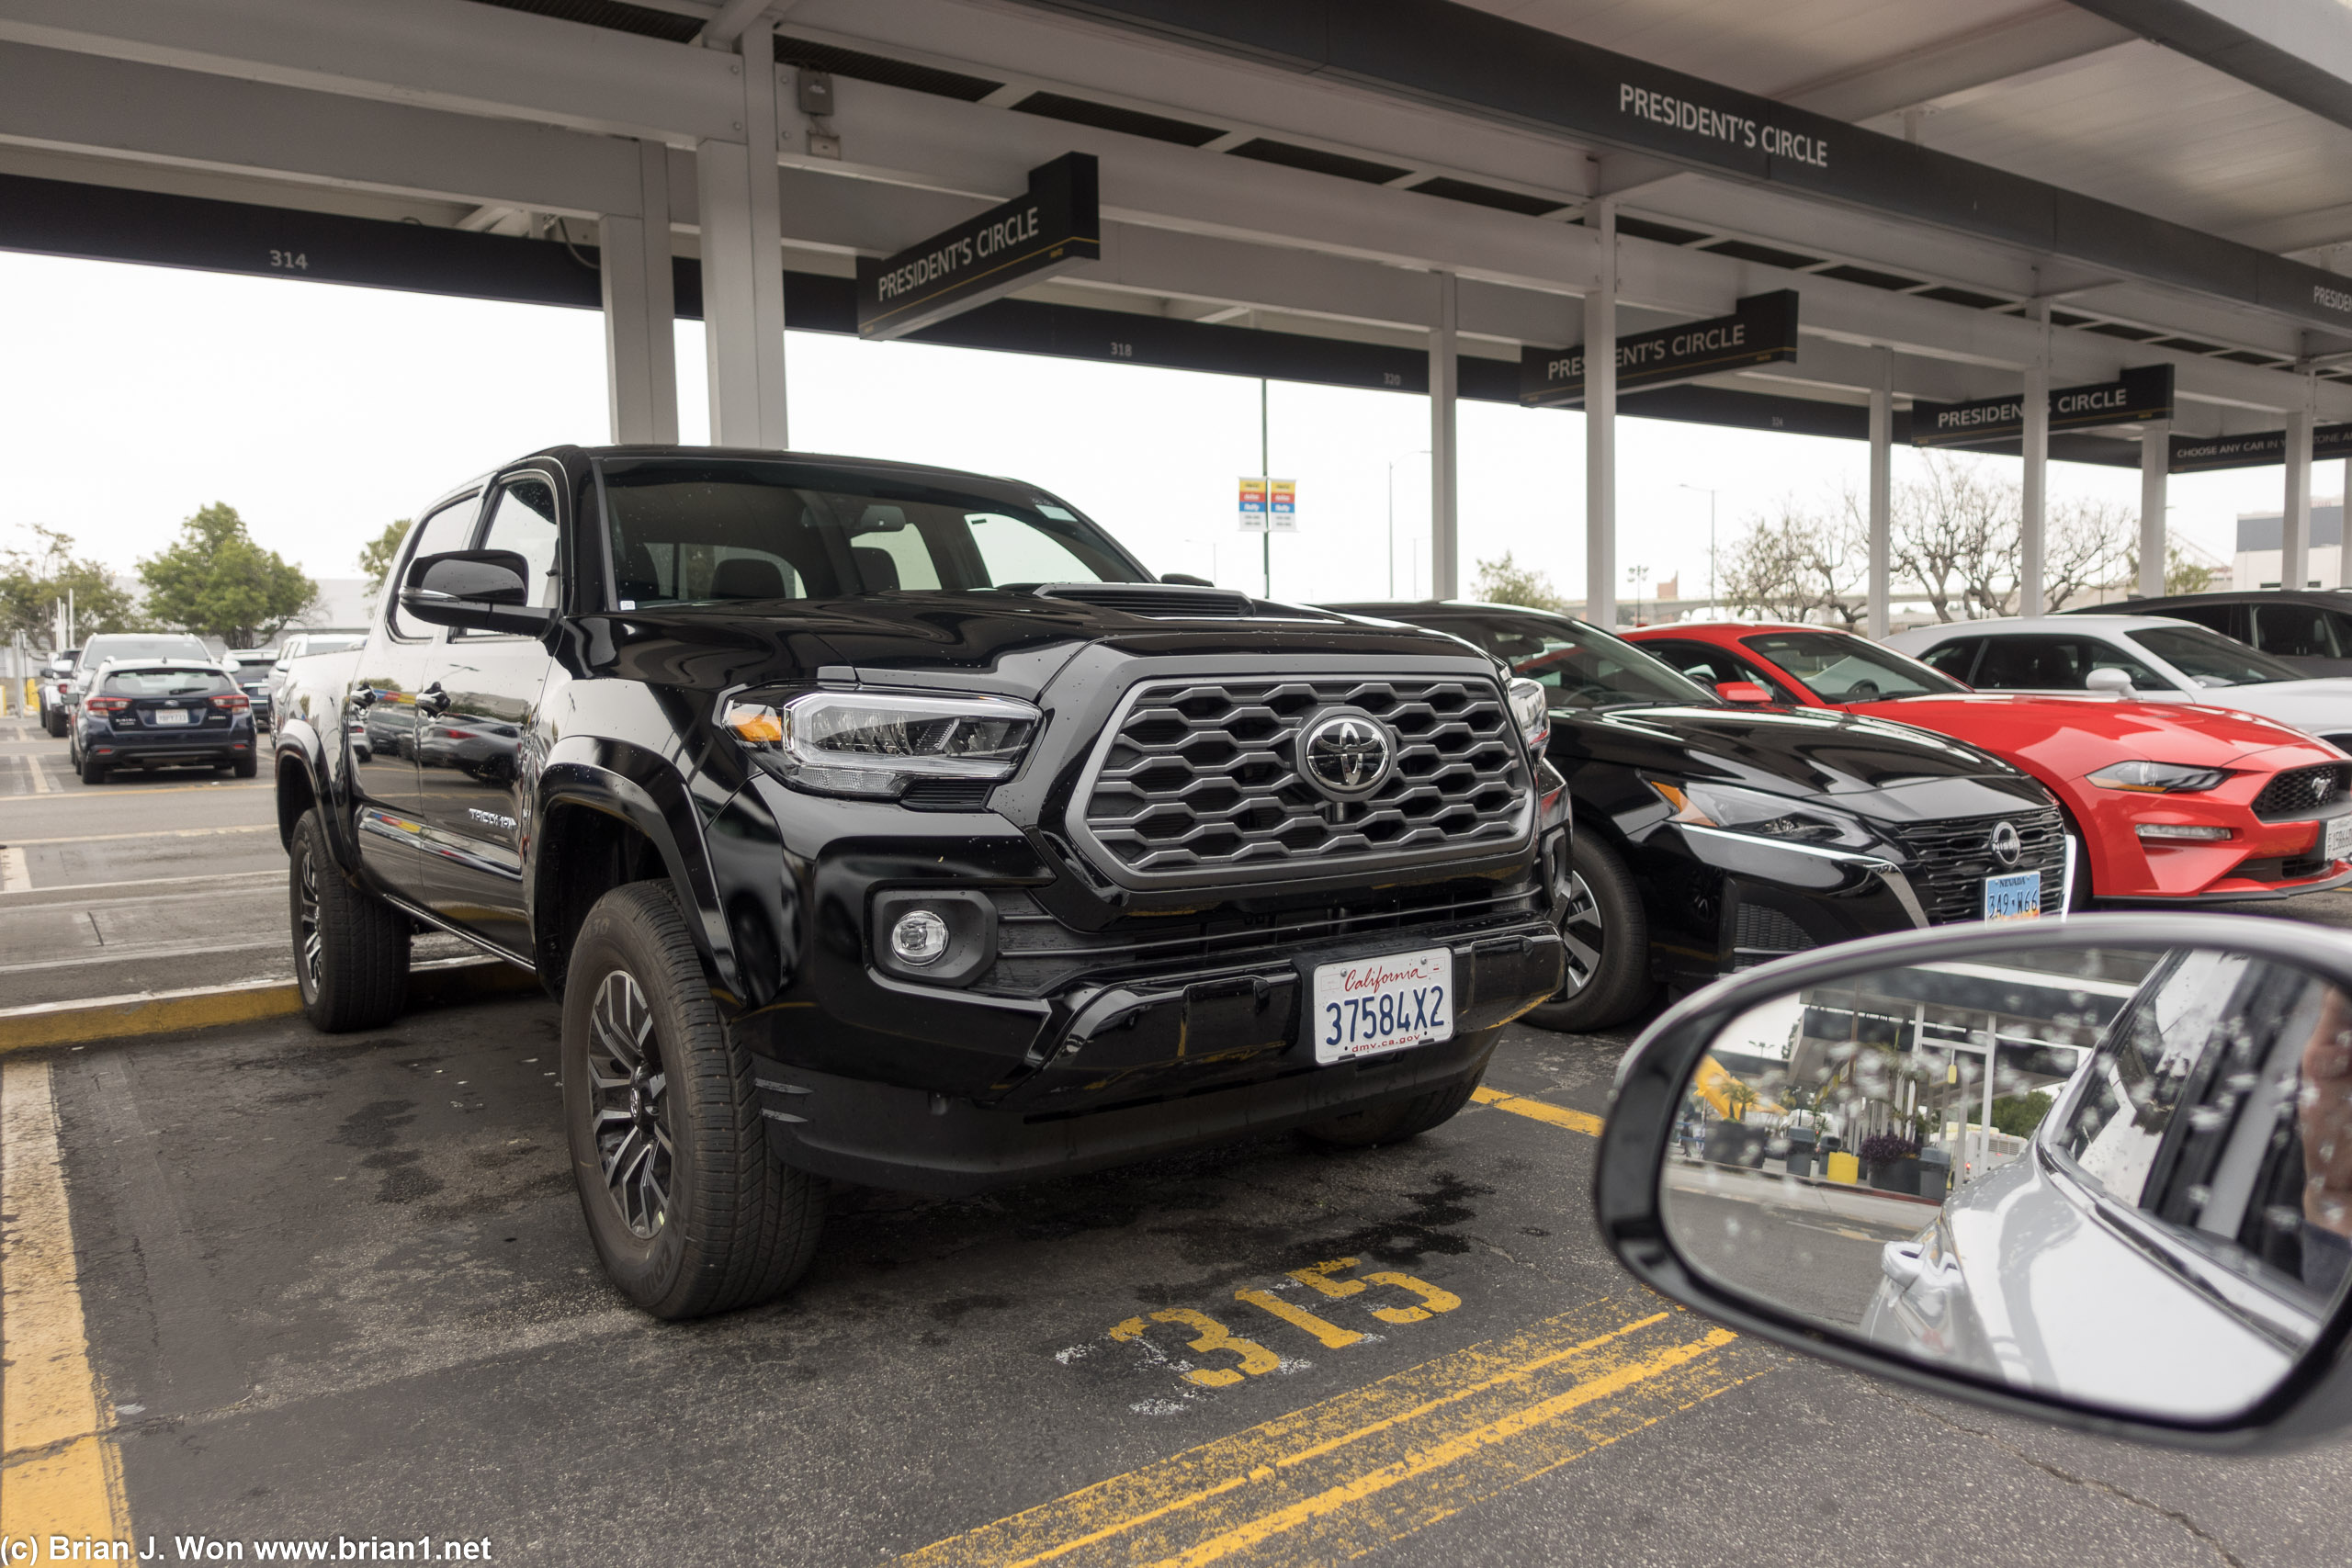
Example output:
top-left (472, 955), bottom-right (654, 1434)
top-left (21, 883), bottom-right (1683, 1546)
top-left (271, 716), bottom-right (362, 870)
top-left (535, 735), bottom-right (743, 1001)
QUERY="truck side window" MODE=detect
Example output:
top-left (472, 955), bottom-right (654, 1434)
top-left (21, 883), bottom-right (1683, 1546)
top-left (477, 478), bottom-right (562, 610)
top-left (390, 497), bottom-right (482, 640)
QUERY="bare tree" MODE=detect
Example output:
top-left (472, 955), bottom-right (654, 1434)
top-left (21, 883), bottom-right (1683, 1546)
top-left (2043, 496), bottom-right (2133, 612)
top-left (1719, 503), bottom-right (1818, 621)
top-left (1893, 453), bottom-right (2018, 621)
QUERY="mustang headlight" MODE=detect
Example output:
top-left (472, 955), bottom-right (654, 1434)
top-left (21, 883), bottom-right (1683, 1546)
top-left (2086, 760), bottom-right (2230, 795)
top-left (1508, 677), bottom-right (1551, 753)
top-left (722, 690), bottom-right (1040, 799)
top-left (1649, 779), bottom-right (1873, 849)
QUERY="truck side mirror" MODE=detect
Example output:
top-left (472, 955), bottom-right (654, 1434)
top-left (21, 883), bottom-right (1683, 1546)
top-left (401, 549), bottom-right (551, 635)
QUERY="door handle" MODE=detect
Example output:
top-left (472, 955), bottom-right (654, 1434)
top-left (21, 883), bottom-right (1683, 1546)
top-left (416, 682), bottom-right (450, 716)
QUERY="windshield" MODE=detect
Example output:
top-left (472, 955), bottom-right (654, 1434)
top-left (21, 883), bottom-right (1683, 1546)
top-left (103, 667), bottom-right (232, 696)
top-left (2126, 626), bottom-right (2304, 687)
top-left (1740, 631), bottom-right (1965, 702)
top-left (597, 458), bottom-right (1146, 606)
top-left (1412, 609), bottom-right (1713, 709)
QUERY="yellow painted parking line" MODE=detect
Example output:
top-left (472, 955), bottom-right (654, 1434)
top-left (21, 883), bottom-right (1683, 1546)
top-left (1, 1059), bottom-right (133, 1551)
top-left (901, 1301), bottom-right (1756, 1568)
top-left (2, 824), bottom-right (277, 848)
top-left (1472, 1085), bottom-right (1605, 1137)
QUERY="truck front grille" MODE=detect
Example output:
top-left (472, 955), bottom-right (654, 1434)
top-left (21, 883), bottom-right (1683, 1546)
top-left (1884, 807), bottom-right (2067, 923)
top-left (1072, 675), bottom-right (1530, 883)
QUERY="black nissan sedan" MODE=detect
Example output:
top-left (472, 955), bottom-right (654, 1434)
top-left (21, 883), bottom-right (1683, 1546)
top-left (1326, 603), bottom-right (2071, 1031)
top-left (71, 659), bottom-right (258, 784)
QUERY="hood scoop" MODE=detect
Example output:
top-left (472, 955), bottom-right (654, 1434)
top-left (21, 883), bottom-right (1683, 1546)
top-left (1033, 582), bottom-right (1257, 618)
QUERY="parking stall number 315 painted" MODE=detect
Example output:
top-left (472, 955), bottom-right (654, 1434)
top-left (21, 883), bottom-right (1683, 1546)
top-left (1109, 1258), bottom-right (1461, 1389)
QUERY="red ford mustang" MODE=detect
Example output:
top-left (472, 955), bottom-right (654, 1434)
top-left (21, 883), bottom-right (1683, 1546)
top-left (1626, 622), bottom-right (2352, 906)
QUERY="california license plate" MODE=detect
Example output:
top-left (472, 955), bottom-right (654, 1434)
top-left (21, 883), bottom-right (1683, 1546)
top-left (1983, 871), bottom-right (2041, 921)
top-left (2326, 817), bottom-right (2352, 863)
top-left (1312, 947), bottom-right (1454, 1064)
top-left (152, 708), bottom-right (191, 726)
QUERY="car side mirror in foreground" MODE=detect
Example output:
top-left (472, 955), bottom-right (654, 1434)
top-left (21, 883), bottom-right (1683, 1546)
top-left (400, 548), bottom-right (550, 635)
top-left (1595, 914), bottom-right (2352, 1451)
top-left (1714, 681), bottom-right (1773, 705)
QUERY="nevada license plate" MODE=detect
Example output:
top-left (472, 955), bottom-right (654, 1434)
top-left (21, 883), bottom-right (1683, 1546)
top-left (2327, 816), bottom-right (2352, 863)
top-left (152, 708), bottom-right (191, 726)
top-left (1983, 871), bottom-right (2041, 921)
top-left (1312, 947), bottom-right (1454, 1065)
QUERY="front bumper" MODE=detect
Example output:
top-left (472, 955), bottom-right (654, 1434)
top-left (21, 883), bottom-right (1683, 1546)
top-left (742, 913), bottom-right (1562, 1192)
top-left (755, 1021), bottom-right (1504, 1196)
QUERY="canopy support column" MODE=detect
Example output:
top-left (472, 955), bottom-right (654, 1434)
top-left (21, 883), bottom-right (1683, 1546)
top-left (695, 24), bottom-right (787, 448)
top-left (2019, 305), bottom-right (2049, 617)
top-left (1584, 200), bottom-right (1617, 629)
top-left (2284, 387), bottom-right (2314, 591)
top-left (2138, 421), bottom-right (2168, 599)
top-left (1867, 346), bottom-right (1892, 639)
top-left (1430, 270), bottom-right (1459, 601)
top-left (600, 140), bottom-right (678, 446)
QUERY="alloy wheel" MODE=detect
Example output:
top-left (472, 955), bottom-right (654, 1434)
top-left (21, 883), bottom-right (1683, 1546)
top-left (587, 969), bottom-right (673, 1240)
top-left (1555, 870), bottom-right (1604, 998)
top-left (295, 846), bottom-right (324, 1002)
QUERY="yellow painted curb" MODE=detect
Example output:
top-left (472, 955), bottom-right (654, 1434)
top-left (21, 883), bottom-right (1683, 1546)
top-left (0, 961), bottom-right (540, 1055)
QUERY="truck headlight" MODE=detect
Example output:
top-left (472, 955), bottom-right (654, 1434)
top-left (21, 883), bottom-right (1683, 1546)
top-left (1509, 677), bottom-right (1551, 753)
top-left (723, 690), bottom-right (1041, 799)
top-left (1649, 779), bottom-right (1873, 849)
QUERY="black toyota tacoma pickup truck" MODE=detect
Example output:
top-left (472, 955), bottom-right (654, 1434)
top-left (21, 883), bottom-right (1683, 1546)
top-left (275, 446), bottom-right (1567, 1318)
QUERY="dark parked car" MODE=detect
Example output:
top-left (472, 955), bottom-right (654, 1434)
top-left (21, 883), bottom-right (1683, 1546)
top-left (1326, 603), bottom-right (2070, 1031)
top-left (71, 660), bottom-right (257, 783)
top-left (274, 446), bottom-right (1569, 1319)
top-left (2064, 590), bottom-right (2352, 678)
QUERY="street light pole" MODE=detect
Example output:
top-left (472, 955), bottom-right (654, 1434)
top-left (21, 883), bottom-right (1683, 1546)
top-left (1387, 448), bottom-right (1430, 598)
top-left (1679, 483), bottom-right (1717, 613)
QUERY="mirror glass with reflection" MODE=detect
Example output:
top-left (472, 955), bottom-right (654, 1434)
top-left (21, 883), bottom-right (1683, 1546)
top-left (1661, 943), bottom-right (2352, 1422)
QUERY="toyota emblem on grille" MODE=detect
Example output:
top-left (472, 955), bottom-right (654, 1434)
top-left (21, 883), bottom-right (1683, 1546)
top-left (1988, 820), bottom-right (2023, 867)
top-left (1300, 712), bottom-right (1394, 800)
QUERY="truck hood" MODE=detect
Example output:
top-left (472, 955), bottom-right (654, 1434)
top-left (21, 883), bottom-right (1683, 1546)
top-left (1849, 693), bottom-right (2325, 769)
top-left (594, 592), bottom-right (1488, 700)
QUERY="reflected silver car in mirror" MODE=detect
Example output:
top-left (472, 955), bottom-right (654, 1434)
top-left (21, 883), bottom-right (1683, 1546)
top-left (1596, 915), bottom-right (2352, 1450)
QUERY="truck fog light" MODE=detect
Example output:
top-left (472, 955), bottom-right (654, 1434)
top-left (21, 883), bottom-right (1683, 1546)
top-left (2134, 822), bottom-right (2231, 841)
top-left (890, 909), bottom-right (951, 966)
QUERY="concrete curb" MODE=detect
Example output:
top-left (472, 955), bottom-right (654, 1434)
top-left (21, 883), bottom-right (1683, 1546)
top-left (0, 957), bottom-right (543, 1053)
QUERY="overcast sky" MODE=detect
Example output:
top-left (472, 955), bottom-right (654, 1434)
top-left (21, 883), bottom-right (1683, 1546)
top-left (1, 250), bottom-right (2322, 608)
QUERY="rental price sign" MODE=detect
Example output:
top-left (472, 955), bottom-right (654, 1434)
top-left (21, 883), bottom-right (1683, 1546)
top-left (1519, 291), bottom-right (1798, 407)
top-left (1238, 479), bottom-right (1295, 532)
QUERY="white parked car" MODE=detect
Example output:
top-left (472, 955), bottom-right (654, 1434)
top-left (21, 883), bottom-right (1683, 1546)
top-left (1886, 615), bottom-right (2352, 750)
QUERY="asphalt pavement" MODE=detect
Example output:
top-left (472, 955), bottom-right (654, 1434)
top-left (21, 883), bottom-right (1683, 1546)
top-left (7, 710), bottom-right (2352, 1564)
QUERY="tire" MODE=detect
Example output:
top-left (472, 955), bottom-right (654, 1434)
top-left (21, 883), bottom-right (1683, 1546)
top-left (289, 807), bottom-right (410, 1032)
top-left (44, 709), bottom-right (64, 738)
top-left (233, 754), bottom-right (258, 779)
top-left (1298, 1064), bottom-right (1485, 1148)
top-left (563, 882), bottom-right (823, 1320)
top-left (78, 750), bottom-right (107, 785)
top-left (1522, 831), bottom-right (1656, 1033)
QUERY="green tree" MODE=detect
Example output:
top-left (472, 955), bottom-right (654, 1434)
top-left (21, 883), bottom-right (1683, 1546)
top-left (0, 525), bottom-right (141, 646)
top-left (358, 518), bottom-right (413, 596)
top-left (1970, 1089), bottom-right (2053, 1138)
top-left (137, 503), bottom-right (318, 648)
top-left (1471, 551), bottom-right (1567, 611)
top-left (2120, 540), bottom-right (2219, 598)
